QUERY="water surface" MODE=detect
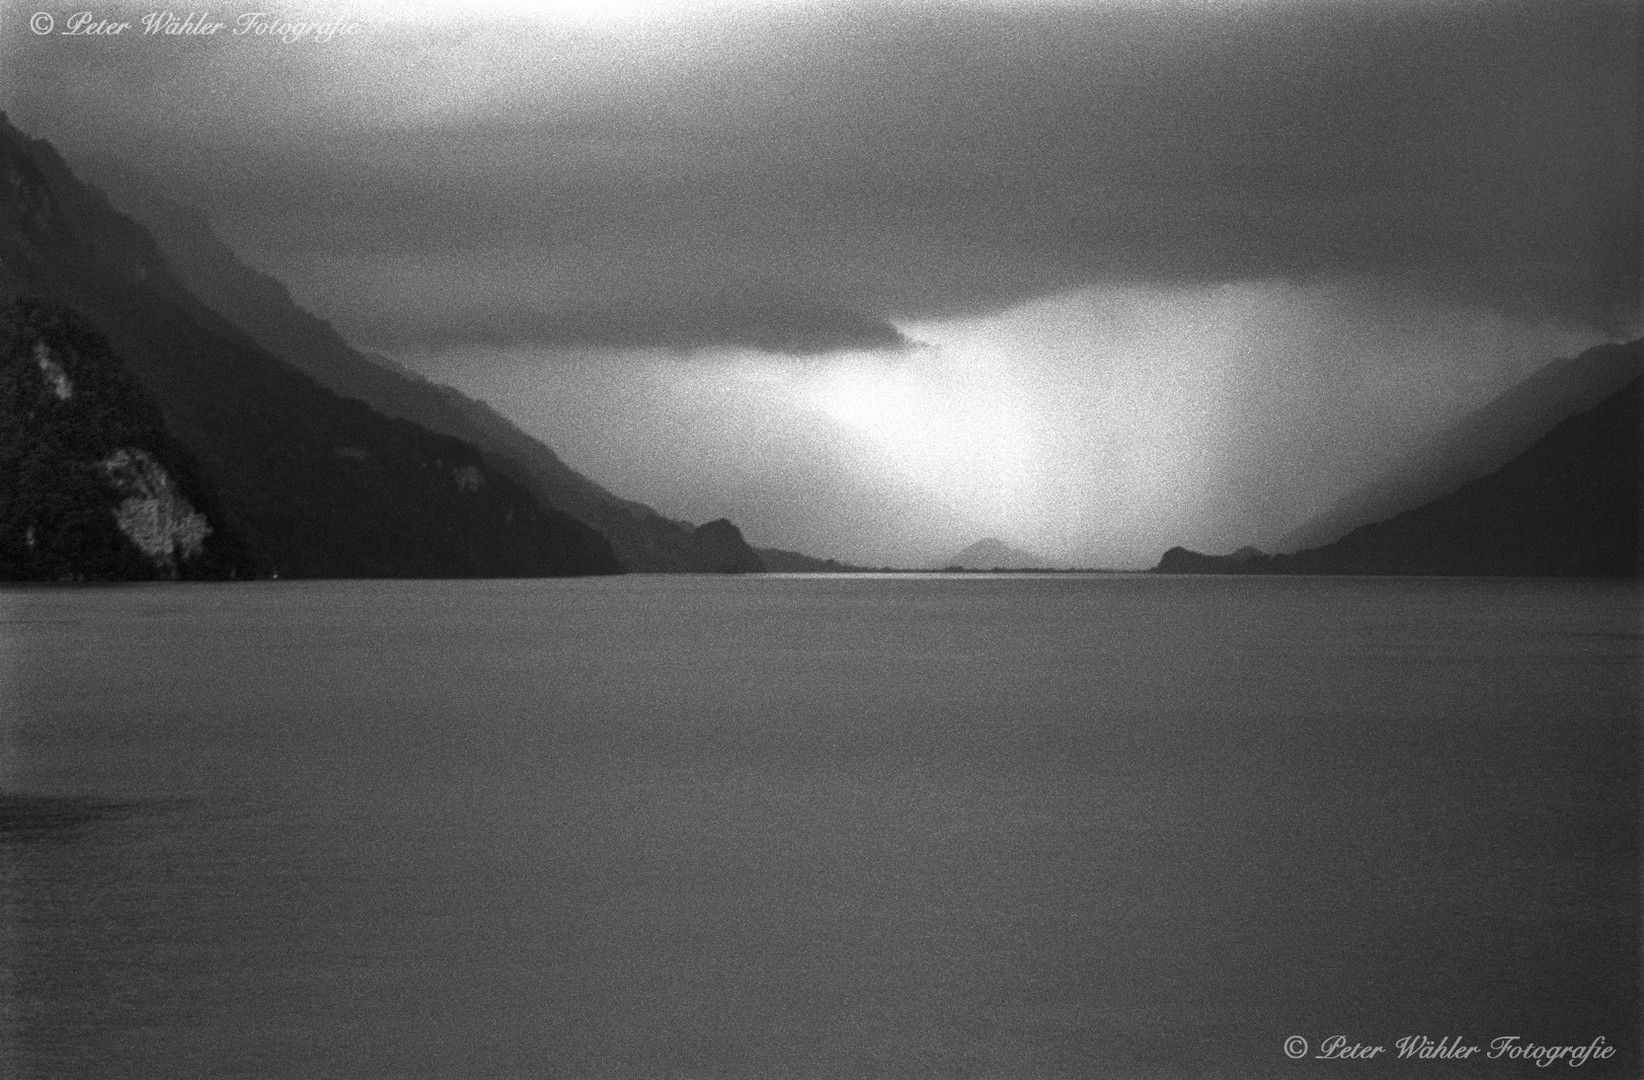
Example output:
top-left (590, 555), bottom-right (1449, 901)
top-left (1, 575), bottom-right (1637, 1078)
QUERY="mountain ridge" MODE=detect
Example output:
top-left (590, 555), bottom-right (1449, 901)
top-left (0, 113), bottom-right (622, 579)
top-left (68, 152), bottom-right (767, 574)
top-left (1278, 338), bottom-right (1642, 552)
top-left (1156, 374), bottom-right (1641, 578)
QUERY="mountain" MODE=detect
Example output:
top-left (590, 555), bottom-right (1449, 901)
top-left (1, 300), bottom-right (257, 581)
top-left (681, 519), bottom-right (765, 574)
top-left (1156, 377), bottom-right (1641, 577)
top-left (755, 547), bottom-right (865, 572)
top-left (1154, 545), bottom-right (1268, 572)
top-left (1279, 339), bottom-right (1642, 552)
top-left (0, 115), bottom-right (621, 579)
top-left (940, 538), bottom-right (1048, 570)
top-left (69, 153), bottom-right (765, 574)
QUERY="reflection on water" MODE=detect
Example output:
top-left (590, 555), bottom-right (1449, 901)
top-left (0, 794), bottom-right (143, 839)
top-left (0, 576), bottom-right (1638, 1079)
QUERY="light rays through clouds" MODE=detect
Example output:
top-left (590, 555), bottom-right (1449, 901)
top-left (413, 281), bottom-right (1600, 566)
top-left (4, 0), bottom-right (1634, 563)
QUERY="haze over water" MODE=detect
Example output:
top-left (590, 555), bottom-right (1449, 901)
top-left (1, 576), bottom-right (1637, 1079)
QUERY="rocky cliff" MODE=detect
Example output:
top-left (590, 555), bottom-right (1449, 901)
top-left (0, 300), bottom-right (256, 580)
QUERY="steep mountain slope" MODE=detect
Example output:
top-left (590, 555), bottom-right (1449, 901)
top-left (0, 115), bottom-right (621, 578)
top-left (1279, 339), bottom-right (1642, 551)
top-left (0, 300), bottom-right (257, 581)
top-left (1157, 377), bottom-right (1641, 577)
top-left (71, 154), bottom-right (765, 573)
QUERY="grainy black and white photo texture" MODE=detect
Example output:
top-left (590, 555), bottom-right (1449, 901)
top-left (0, 0), bottom-right (1638, 1077)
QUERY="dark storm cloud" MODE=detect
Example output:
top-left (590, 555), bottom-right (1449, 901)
top-left (5, 0), bottom-right (1638, 353)
top-left (340, 280), bottom-right (914, 355)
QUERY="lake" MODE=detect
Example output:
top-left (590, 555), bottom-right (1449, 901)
top-left (1, 575), bottom-right (1637, 1079)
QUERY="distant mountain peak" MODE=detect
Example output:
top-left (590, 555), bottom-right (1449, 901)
top-left (941, 537), bottom-right (1047, 570)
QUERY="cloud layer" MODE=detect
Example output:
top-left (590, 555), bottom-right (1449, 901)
top-left (7, 0), bottom-right (1638, 353)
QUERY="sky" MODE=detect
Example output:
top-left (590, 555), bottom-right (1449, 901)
top-left (3, 0), bottom-right (1638, 566)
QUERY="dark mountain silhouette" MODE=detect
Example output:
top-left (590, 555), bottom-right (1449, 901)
top-left (681, 519), bottom-right (765, 574)
top-left (1154, 547), bottom-right (1252, 574)
top-left (70, 153), bottom-right (766, 574)
top-left (0, 300), bottom-right (257, 581)
top-left (1156, 377), bottom-right (1641, 577)
top-left (1156, 545), bottom-right (1269, 572)
top-left (756, 547), bottom-right (864, 572)
top-left (0, 115), bottom-right (621, 578)
top-left (1279, 339), bottom-right (1642, 552)
top-left (941, 538), bottom-right (1047, 570)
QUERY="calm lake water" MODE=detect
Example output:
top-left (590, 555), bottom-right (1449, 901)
top-left (0, 575), bottom-right (1637, 1079)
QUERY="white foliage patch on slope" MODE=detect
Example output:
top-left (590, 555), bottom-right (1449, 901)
top-left (34, 342), bottom-right (72, 400)
top-left (100, 448), bottom-right (212, 570)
